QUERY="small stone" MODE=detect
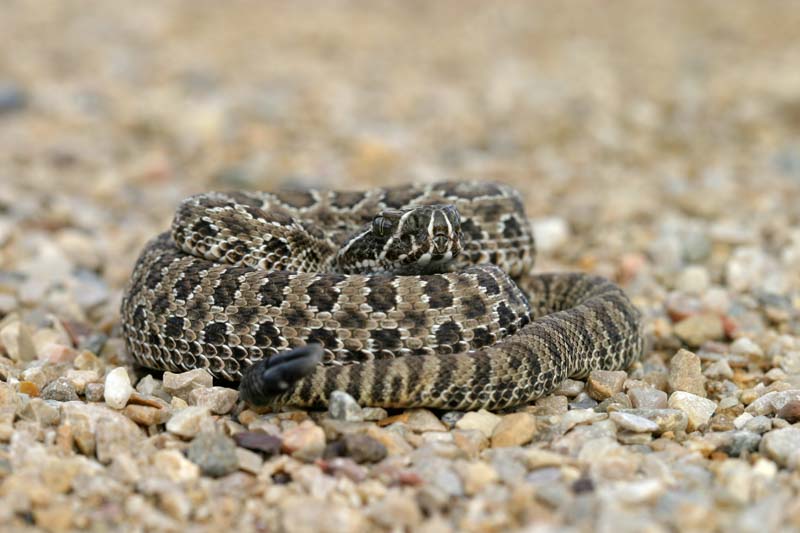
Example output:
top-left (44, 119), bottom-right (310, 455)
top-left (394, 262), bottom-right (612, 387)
top-left (166, 406), bottom-right (211, 438)
top-left (328, 390), bottom-right (364, 421)
top-left (326, 433), bottom-right (387, 464)
top-left (281, 420), bottom-right (326, 461)
top-left (123, 404), bottom-right (170, 426)
top-left (490, 412), bottom-right (537, 447)
top-left (18, 381), bottom-right (39, 397)
top-left (367, 492), bottom-right (423, 530)
top-left (366, 425), bottom-right (414, 456)
top-left (452, 429), bottom-right (488, 458)
top-left (609, 411), bottom-right (660, 433)
top-left (84, 382), bottom-right (105, 402)
top-left (404, 409), bottom-right (446, 432)
top-left (617, 409), bottom-right (688, 434)
top-left (733, 412), bottom-right (754, 429)
top-left (703, 359), bottom-right (734, 380)
top-left (673, 314), bottom-right (724, 347)
top-left (743, 415), bottom-right (772, 434)
top-left (61, 403), bottom-right (144, 463)
top-left (628, 387), bottom-right (668, 409)
top-left (455, 409), bottom-right (502, 438)
top-left (716, 430), bottom-right (762, 457)
top-left (0, 82), bottom-right (26, 113)
top-left (568, 393), bottom-right (598, 410)
top-left (188, 386), bottom-right (239, 414)
top-left (730, 337), bottom-right (763, 357)
top-left (668, 349), bottom-right (707, 397)
top-left (236, 447), bottom-right (263, 474)
top-left (676, 265), bottom-right (710, 293)
top-left (34, 503), bottom-right (73, 532)
top-left (760, 427), bottom-right (800, 468)
top-left (554, 379), bottom-right (584, 397)
top-left (19, 398), bottom-right (60, 426)
top-left (587, 370), bottom-right (627, 400)
top-left (233, 431), bottom-right (283, 456)
top-left (668, 391), bottom-right (717, 431)
top-left (186, 431), bottom-right (239, 477)
top-left (65, 369), bottom-right (100, 394)
top-left (456, 461), bottom-right (499, 495)
top-left (531, 217), bottom-right (569, 252)
top-left (104, 367), bottom-right (134, 409)
top-left (152, 449), bottom-right (200, 483)
top-left (41, 377), bottom-right (79, 402)
top-left (777, 400), bottom-right (800, 423)
top-left (536, 394), bottom-right (569, 414)
top-left (162, 369), bottom-right (213, 400)
top-left (361, 407), bottom-right (388, 421)
top-left (746, 390), bottom-right (800, 416)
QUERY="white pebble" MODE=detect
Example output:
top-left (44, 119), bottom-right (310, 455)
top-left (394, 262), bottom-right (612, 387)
top-left (104, 367), bottom-right (134, 409)
top-left (531, 217), bottom-right (569, 253)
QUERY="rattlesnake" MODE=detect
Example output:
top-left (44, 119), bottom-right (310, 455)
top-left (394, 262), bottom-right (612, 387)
top-left (121, 181), bottom-right (643, 410)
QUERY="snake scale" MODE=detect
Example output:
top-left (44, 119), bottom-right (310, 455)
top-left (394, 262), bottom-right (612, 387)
top-left (120, 181), bottom-right (643, 411)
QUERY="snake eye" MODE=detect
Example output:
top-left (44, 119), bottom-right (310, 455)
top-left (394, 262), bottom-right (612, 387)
top-left (372, 216), bottom-right (393, 236)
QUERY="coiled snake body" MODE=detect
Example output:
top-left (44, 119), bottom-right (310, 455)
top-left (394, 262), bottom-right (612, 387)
top-left (121, 181), bottom-right (643, 410)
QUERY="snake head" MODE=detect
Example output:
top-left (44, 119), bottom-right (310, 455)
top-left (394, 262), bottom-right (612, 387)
top-left (336, 204), bottom-right (464, 274)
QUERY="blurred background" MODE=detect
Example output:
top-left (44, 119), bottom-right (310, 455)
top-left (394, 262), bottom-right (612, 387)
top-left (1, 0), bottom-right (799, 312)
top-left (3, 3), bottom-right (800, 530)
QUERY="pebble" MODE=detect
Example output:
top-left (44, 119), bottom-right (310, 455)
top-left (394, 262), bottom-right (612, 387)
top-left (676, 265), bottom-right (710, 293)
top-left (536, 394), bottom-right (569, 414)
top-left (456, 460), bottom-right (499, 495)
top-left (743, 415), bottom-right (771, 434)
top-left (0, 82), bottom-right (26, 113)
top-left (730, 337), bottom-right (764, 357)
top-left (776, 400), bottom-right (800, 423)
top-left (281, 420), bottom-right (326, 462)
top-left (717, 430), bottom-right (762, 457)
top-left (152, 449), bottom-right (200, 483)
top-left (186, 432), bottom-right (239, 477)
top-left (531, 217), bottom-right (569, 252)
top-left (668, 391), bottom-right (717, 431)
top-left (759, 428), bottom-right (800, 468)
top-left (123, 404), bottom-right (170, 426)
top-left (162, 369), bottom-right (214, 400)
top-left (41, 377), bottom-right (79, 402)
top-left (628, 387), bottom-right (669, 409)
top-left (328, 390), bottom-right (364, 421)
top-left (404, 409), bottom-right (447, 432)
top-left (668, 349), bottom-right (707, 397)
top-left (746, 390), bottom-right (800, 416)
top-left (366, 425), bottom-right (414, 456)
top-left (61, 403), bottom-right (144, 463)
top-left (367, 492), bottom-right (422, 530)
top-left (165, 406), bottom-right (211, 438)
top-left (490, 412), bottom-right (537, 447)
top-left (587, 370), bottom-right (628, 400)
top-left (233, 431), bottom-right (283, 456)
top-left (673, 314), bottom-right (725, 347)
top-left (618, 409), bottom-right (688, 434)
top-left (326, 433), bottom-right (387, 464)
top-left (104, 367), bottom-right (134, 409)
top-left (554, 378), bottom-right (584, 397)
top-left (609, 411), bottom-right (660, 433)
top-left (235, 447), bottom-right (263, 474)
top-left (454, 409), bottom-right (501, 438)
top-left (188, 386), bottom-right (239, 415)
top-left (84, 382), bottom-right (105, 402)
top-left (703, 359), bottom-right (734, 380)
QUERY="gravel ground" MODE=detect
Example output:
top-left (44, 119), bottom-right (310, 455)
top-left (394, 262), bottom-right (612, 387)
top-left (2, 1), bottom-right (800, 531)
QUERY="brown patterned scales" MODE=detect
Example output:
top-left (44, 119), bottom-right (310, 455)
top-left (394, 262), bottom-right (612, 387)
top-left (121, 181), bottom-right (643, 410)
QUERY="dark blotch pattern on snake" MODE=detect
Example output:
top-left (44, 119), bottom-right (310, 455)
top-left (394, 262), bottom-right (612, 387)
top-left (120, 181), bottom-right (643, 410)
